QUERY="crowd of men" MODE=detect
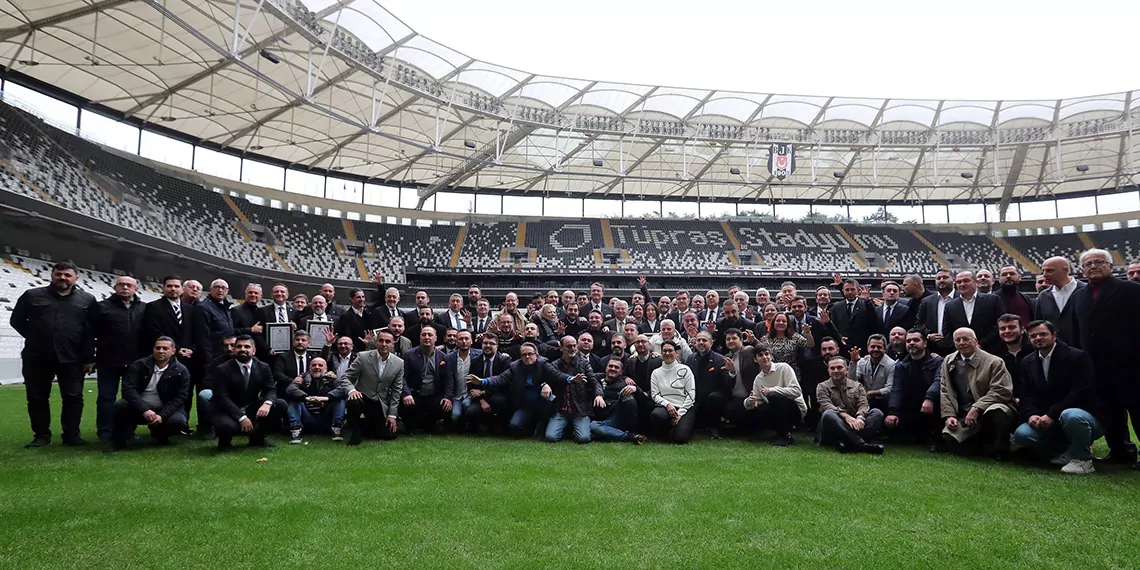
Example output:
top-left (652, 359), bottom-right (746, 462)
top-left (10, 251), bottom-right (1140, 474)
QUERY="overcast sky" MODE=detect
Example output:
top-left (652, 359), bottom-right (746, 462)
top-left (380, 0), bottom-right (1139, 101)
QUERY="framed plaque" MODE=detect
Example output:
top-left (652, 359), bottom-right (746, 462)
top-left (308, 320), bottom-right (332, 350)
top-left (266, 322), bottom-right (292, 352)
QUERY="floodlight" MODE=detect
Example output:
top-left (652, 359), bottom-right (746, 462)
top-left (960, 172), bottom-right (973, 179)
top-left (832, 172), bottom-right (845, 179)
top-left (1075, 165), bottom-right (1089, 172)
top-left (730, 167), bottom-right (741, 175)
top-left (463, 140), bottom-right (476, 149)
top-left (593, 159), bottom-right (604, 167)
top-left (259, 50), bottom-right (281, 64)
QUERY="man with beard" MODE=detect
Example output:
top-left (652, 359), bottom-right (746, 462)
top-left (545, 336), bottom-right (604, 443)
top-left (685, 332), bottom-right (731, 439)
top-left (811, 287), bottom-right (833, 321)
top-left (711, 301), bottom-right (754, 354)
top-left (210, 335), bottom-right (286, 451)
top-left (589, 359), bottom-right (648, 445)
top-left (801, 337), bottom-right (843, 430)
top-left (816, 356), bottom-right (885, 454)
top-left (385, 316), bottom-right (413, 355)
top-left (401, 328), bottom-right (452, 434)
top-left (721, 329), bottom-right (759, 433)
top-left (344, 331), bottom-right (404, 445)
top-left (11, 261), bottom-right (96, 447)
top-left (106, 336), bottom-right (191, 451)
top-left (829, 278), bottom-right (883, 353)
top-left (406, 306), bottom-right (446, 347)
top-left (468, 343), bottom-right (580, 438)
top-left (884, 329), bottom-right (943, 449)
top-left (886, 327), bottom-right (907, 361)
top-left (915, 269), bottom-right (957, 356)
top-left (600, 334), bottom-right (629, 372)
top-left (583, 310), bottom-right (611, 358)
top-left (975, 269), bottom-right (995, 295)
top-left (848, 334), bottom-right (895, 413)
top-left (464, 335), bottom-right (512, 432)
top-left (996, 266), bottom-right (1035, 328)
top-left (1034, 257), bottom-right (1085, 347)
top-left (996, 314), bottom-right (1032, 392)
top-left (1129, 261), bottom-right (1140, 283)
top-left (336, 288), bottom-right (372, 353)
top-left (559, 302), bottom-right (588, 339)
top-left (465, 285), bottom-right (483, 315)
top-left (624, 335), bottom-right (662, 429)
top-left (283, 357), bottom-right (351, 443)
top-left (576, 333), bottom-right (604, 373)
top-left (492, 313), bottom-right (523, 359)
top-left (1072, 249), bottom-right (1140, 468)
top-left (1035, 274), bottom-right (1049, 292)
top-left (316, 283), bottom-right (346, 322)
top-left (898, 274), bottom-right (933, 331)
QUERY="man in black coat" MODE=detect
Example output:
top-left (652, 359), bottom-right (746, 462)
top-left (400, 327), bottom-right (452, 434)
top-left (828, 279), bottom-right (883, 352)
top-left (142, 275), bottom-right (200, 433)
top-left (464, 335), bottom-right (512, 431)
top-left (875, 283), bottom-right (911, 332)
top-left (88, 275), bottom-right (147, 441)
top-left (209, 335), bottom-right (287, 451)
top-left (684, 332), bottom-right (732, 438)
top-left (106, 336), bottom-right (191, 451)
top-left (336, 288), bottom-right (372, 353)
top-left (941, 270), bottom-right (1007, 354)
top-left (899, 274), bottom-right (935, 332)
top-left (468, 346), bottom-right (572, 437)
top-left (624, 335), bottom-right (663, 430)
top-left (884, 329), bottom-right (943, 449)
top-left (914, 269), bottom-right (956, 355)
top-left (1071, 249), bottom-right (1140, 468)
top-left (1012, 320), bottom-right (1102, 474)
top-left (1034, 256), bottom-right (1086, 347)
top-left (230, 283), bottom-right (268, 359)
top-left (9, 261), bottom-right (95, 448)
top-left (271, 330), bottom-right (312, 395)
top-left (711, 301), bottom-right (755, 354)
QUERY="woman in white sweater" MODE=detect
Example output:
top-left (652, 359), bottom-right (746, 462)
top-left (743, 345), bottom-right (806, 446)
top-left (649, 340), bottom-right (698, 444)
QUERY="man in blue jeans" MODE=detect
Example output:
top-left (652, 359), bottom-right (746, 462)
top-left (283, 357), bottom-right (350, 443)
top-left (467, 343), bottom-right (583, 438)
top-left (590, 358), bottom-right (647, 445)
top-left (1013, 320), bottom-right (1103, 474)
top-left (546, 336), bottom-right (603, 443)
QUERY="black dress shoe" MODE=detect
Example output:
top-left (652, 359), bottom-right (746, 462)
top-left (24, 436), bottom-right (51, 449)
top-left (216, 438), bottom-right (235, 452)
top-left (103, 440), bottom-right (126, 453)
top-left (248, 438), bottom-right (276, 448)
top-left (771, 434), bottom-right (794, 447)
top-left (1095, 450), bottom-right (1138, 464)
top-left (62, 436), bottom-right (89, 447)
top-left (862, 443), bottom-right (885, 455)
top-left (347, 437), bottom-right (362, 447)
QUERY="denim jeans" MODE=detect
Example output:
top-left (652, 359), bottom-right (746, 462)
top-left (590, 397), bottom-right (638, 442)
top-left (451, 395), bottom-right (471, 422)
top-left (545, 411), bottom-right (591, 443)
top-left (508, 399), bottom-right (551, 437)
top-left (287, 400), bottom-right (347, 433)
top-left (1012, 408), bottom-right (1102, 461)
top-left (96, 365), bottom-right (129, 439)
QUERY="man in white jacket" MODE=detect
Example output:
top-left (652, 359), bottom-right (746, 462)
top-left (649, 340), bottom-right (697, 444)
top-left (649, 320), bottom-right (692, 361)
top-left (743, 346), bottom-right (807, 446)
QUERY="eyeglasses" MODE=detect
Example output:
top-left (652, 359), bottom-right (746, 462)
top-left (1081, 259), bottom-right (1108, 268)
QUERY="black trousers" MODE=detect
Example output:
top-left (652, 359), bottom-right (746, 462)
top-left (346, 398), bottom-right (397, 440)
top-left (695, 390), bottom-right (728, 429)
top-left (887, 412), bottom-right (942, 444)
top-left (399, 393), bottom-right (447, 432)
top-left (1101, 389), bottom-right (1140, 457)
top-left (462, 393), bottom-right (509, 432)
top-left (817, 409), bottom-right (885, 450)
top-left (185, 361), bottom-right (211, 432)
top-left (111, 399), bottom-right (188, 445)
top-left (726, 396), bottom-right (801, 435)
top-left (649, 404), bottom-right (699, 444)
top-left (950, 408), bottom-right (1015, 454)
top-left (212, 399), bottom-right (286, 442)
top-left (23, 356), bottom-right (85, 440)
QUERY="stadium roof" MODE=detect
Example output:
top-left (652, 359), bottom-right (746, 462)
top-left (1, 0), bottom-right (1138, 210)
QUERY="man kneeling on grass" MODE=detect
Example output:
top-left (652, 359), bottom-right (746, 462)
top-left (1012, 320), bottom-right (1102, 474)
top-left (545, 336), bottom-right (602, 443)
top-left (105, 337), bottom-right (190, 451)
top-left (815, 356), bottom-right (885, 455)
top-left (590, 358), bottom-right (647, 445)
top-left (284, 357), bottom-right (351, 444)
top-left (210, 335), bottom-right (287, 452)
top-left (939, 328), bottom-right (1016, 461)
top-left (742, 346), bottom-right (806, 447)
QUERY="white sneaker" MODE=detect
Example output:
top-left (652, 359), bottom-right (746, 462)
top-left (1061, 459), bottom-right (1095, 474)
top-left (1049, 452), bottom-right (1071, 466)
top-left (289, 428), bottom-right (302, 445)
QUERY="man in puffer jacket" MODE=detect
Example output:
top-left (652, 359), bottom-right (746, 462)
top-left (284, 357), bottom-right (352, 443)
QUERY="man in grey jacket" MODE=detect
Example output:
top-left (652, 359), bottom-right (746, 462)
top-left (344, 331), bottom-right (404, 446)
top-left (848, 334), bottom-right (895, 413)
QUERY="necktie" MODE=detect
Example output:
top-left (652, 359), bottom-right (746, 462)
top-left (847, 302), bottom-right (855, 320)
top-left (478, 318), bottom-right (484, 332)
top-left (883, 305), bottom-right (892, 323)
top-left (278, 306), bottom-right (286, 323)
top-left (241, 364), bottom-right (250, 390)
top-left (484, 359), bottom-right (491, 377)
top-left (172, 302), bottom-right (182, 325)
top-left (297, 355), bottom-right (304, 376)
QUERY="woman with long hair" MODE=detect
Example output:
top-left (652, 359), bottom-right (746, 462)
top-left (639, 302), bottom-right (662, 334)
top-left (760, 312), bottom-right (814, 381)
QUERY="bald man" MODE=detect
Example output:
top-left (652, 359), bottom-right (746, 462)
top-left (1128, 261), bottom-right (1140, 283)
top-left (1033, 256), bottom-right (1086, 347)
top-left (939, 327), bottom-right (1016, 460)
top-left (88, 275), bottom-right (147, 440)
top-left (284, 356), bottom-right (352, 442)
top-left (941, 270), bottom-right (1006, 354)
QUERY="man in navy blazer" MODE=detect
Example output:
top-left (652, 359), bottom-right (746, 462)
top-left (876, 283), bottom-right (911, 332)
top-left (465, 335), bottom-right (513, 431)
top-left (828, 279), bottom-right (883, 352)
top-left (401, 327), bottom-right (453, 434)
top-left (209, 335), bottom-right (286, 451)
top-left (1012, 320), bottom-right (1102, 474)
top-left (940, 271), bottom-right (1007, 354)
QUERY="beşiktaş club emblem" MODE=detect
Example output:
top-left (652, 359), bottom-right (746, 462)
top-left (767, 143), bottom-right (796, 180)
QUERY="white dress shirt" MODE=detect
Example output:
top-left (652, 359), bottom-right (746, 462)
top-left (961, 295), bottom-right (976, 325)
top-left (937, 294), bottom-right (952, 333)
top-left (1051, 279), bottom-right (1078, 314)
top-left (1039, 345), bottom-right (1055, 380)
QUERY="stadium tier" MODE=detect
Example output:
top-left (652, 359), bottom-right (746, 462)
top-left (0, 100), bottom-right (1137, 284)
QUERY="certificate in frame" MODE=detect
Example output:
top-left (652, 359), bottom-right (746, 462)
top-left (266, 322), bottom-right (292, 352)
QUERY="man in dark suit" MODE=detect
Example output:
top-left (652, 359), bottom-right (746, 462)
top-left (711, 301), bottom-right (755, 354)
top-left (370, 286), bottom-right (404, 330)
top-left (915, 269), bottom-right (957, 355)
top-left (89, 275), bottom-right (147, 441)
top-left (584, 282), bottom-right (614, 319)
top-left (442, 330), bottom-right (481, 430)
top-left (143, 275), bottom-right (201, 434)
top-left (685, 332), bottom-right (732, 439)
top-left (624, 335), bottom-right (663, 430)
top-left (1012, 320), bottom-right (1101, 474)
top-left (436, 294), bottom-right (470, 332)
top-left (876, 282), bottom-right (911, 333)
top-left (230, 283), bottom-right (268, 359)
top-left (720, 329), bottom-right (760, 431)
top-left (829, 279), bottom-right (883, 352)
top-left (209, 335), bottom-right (286, 451)
top-left (336, 288), bottom-right (372, 353)
top-left (259, 284), bottom-right (297, 345)
top-left (788, 296), bottom-right (842, 362)
top-left (271, 330), bottom-right (312, 395)
top-left (1034, 256), bottom-right (1085, 347)
top-left (295, 294), bottom-right (335, 338)
top-left (316, 283), bottom-right (346, 322)
top-left (1072, 249), bottom-right (1140, 468)
top-left (469, 298), bottom-right (494, 336)
top-left (468, 344), bottom-right (572, 437)
top-left (106, 336), bottom-right (190, 451)
top-left (465, 335), bottom-right (512, 431)
top-left (603, 300), bottom-right (632, 333)
top-left (406, 306), bottom-right (447, 347)
top-left (941, 270), bottom-right (1007, 354)
top-left (400, 327), bottom-right (452, 434)
top-left (899, 274), bottom-right (934, 331)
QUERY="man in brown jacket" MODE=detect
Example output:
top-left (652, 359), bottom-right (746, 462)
top-left (940, 327), bottom-right (1016, 460)
top-left (815, 356), bottom-right (885, 454)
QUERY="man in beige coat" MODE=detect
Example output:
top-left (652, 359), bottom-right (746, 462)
top-left (344, 331), bottom-right (405, 446)
top-left (940, 327), bottom-right (1016, 459)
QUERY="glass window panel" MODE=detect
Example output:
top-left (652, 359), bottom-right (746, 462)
top-left (284, 169), bottom-right (325, 197)
top-left (1096, 191), bottom-right (1139, 215)
top-left (79, 110), bottom-right (138, 153)
top-left (326, 177), bottom-right (363, 203)
top-left (400, 187), bottom-right (419, 209)
top-left (2, 82), bottom-right (77, 129)
top-left (621, 200), bottom-right (660, 218)
top-left (776, 204), bottom-right (810, 220)
top-left (948, 204), bottom-right (985, 223)
top-left (923, 205), bottom-right (948, 224)
top-left (583, 198), bottom-right (622, 218)
top-left (139, 131), bottom-right (192, 169)
top-left (475, 193), bottom-right (502, 215)
top-left (241, 160), bottom-right (284, 190)
top-left (738, 203), bottom-right (775, 218)
top-left (194, 147), bottom-right (241, 181)
top-left (436, 192), bottom-right (475, 214)
top-left (1019, 200), bottom-right (1056, 221)
top-left (699, 202), bottom-right (736, 219)
top-left (886, 205), bottom-right (922, 224)
top-left (543, 197), bottom-right (582, 218)
top-left (503, 196), bottom-right (541, 216)
top-left (662, 201), bottom-right (699, 218)
top-left (1055, 196), bottom-right (1097, 218)
top-left (363, 183), bottom-right (399, 207)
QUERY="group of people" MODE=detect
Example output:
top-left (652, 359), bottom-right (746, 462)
top-left (10, 250), bottom-right (1140, 474)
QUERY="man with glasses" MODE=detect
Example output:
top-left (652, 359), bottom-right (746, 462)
top-left (194, 280), bottom-right (235, 370)
top-left (1072, 249), bottom-right (1140, 468)
top-left (939, 327), bottom-right (1016, 460)
top-left (467, 343), bottom-right (581, 438)
top-left (649, 341), bottom-right (698, 444)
